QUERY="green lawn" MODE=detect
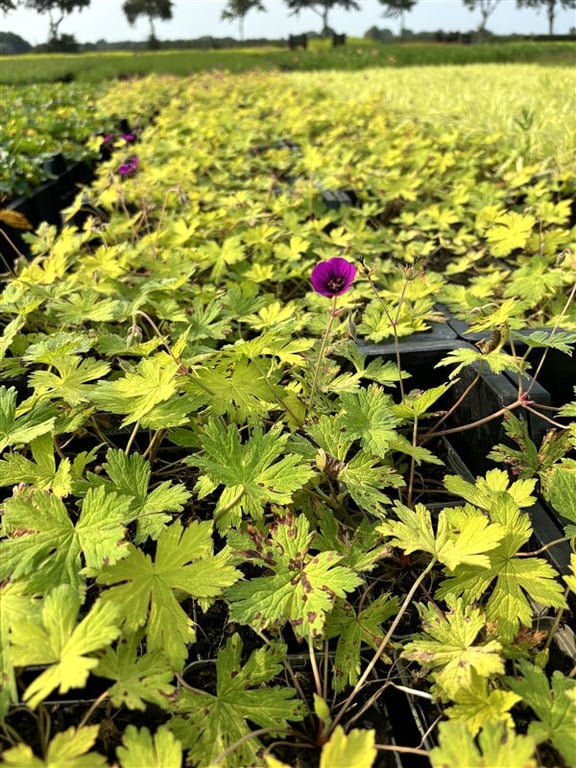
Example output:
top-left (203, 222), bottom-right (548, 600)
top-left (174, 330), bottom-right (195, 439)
top-left (0, 39), bottom-right (574, 84)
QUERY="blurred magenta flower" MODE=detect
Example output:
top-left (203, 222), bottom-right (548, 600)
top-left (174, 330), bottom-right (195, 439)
top-left (117, 156), bottom-right (139, 176)
top-left (120, 132), bottom-right (135, 142)
top-left (311, 257), bottom-right (357, 297)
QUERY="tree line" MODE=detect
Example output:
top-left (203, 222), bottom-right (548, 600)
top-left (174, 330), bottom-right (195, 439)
top-left (1, 0), bottom-right (574, 47)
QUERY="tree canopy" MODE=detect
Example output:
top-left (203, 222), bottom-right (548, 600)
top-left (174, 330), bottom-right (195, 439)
top-left (284, 0), bottom-right (360, 36)
top-left (515, 0), bottom-right (576, 34)
top-left (22, 0), bottom-right (90, 41)
top-left (122, 0), bottom-right (174, 40)
top-left (221, 0), bottom-right (266, 41)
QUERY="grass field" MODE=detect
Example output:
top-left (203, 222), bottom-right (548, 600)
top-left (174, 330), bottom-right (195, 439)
top-left (0, 38), bottom-right (574, 84)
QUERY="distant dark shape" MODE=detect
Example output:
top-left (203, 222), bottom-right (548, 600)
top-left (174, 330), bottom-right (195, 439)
top-left (332, 32), bottom-right (346, 46)
top-left (288, 33), bottom-right (308, 49)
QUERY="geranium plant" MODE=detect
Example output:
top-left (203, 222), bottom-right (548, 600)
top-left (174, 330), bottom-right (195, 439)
top-left (0, 66), bottom-right (575, 768)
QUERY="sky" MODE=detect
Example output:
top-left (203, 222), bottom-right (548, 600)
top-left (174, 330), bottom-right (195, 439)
top-left (1, 0), bottom-right (575, 47)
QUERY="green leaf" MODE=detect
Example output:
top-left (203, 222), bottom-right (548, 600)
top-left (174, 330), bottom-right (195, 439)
top-left (320, 726), bottom-right (376, 768)
top-left (186, 421), bottom-right (314, 532)
top-left (338, 384), bottom-right (399, 456)
top-left (0, 433), bottom-right (72, 496)
top-left (392, 383), bottom-right (450, 420)
top-left (505, 660), bottom-right (576, 764)
top-left (339, 451), bottom-right (404, 517)
top-left (2, 726), bottom-right (107, 767)
top-left (547, 464), bottom-right (576, 524)
top-left (84, 448), bottom-right (190, 542)
top-left (227, 514), bottom-right (363, 640)
top-left (97, 520), bottom-right (241, 667)
top-left (10, 585), bottom-right (120, 709)
top-left (94, 630), bottom-right (175, 711)
top-left (378, 502), bottom-right (504, 570)
top-left (116, 725), bottom-right (182, 768)
top-left (0, 487), bottom-right (131, 590)
top-left (402, 597), bottom-right (504, 699)
top-left (0, 385), bottom-right (56, 451)
top-left (171, 634), bottom-right (306, 768)
top-left (325, 594), bottom-right (399, 692)
top-left (429, 720), bottom-right (537, 768)
top-left (518, 329), bottom-right (576, 356)
top-left (187, 358), bottom-right (279, 423)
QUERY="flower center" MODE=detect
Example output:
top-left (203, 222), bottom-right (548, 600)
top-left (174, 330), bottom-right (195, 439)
top-left (327, 276), bottom-right (346, 292)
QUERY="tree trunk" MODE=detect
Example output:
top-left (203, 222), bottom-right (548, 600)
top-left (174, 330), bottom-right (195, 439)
top-left (547, 0), bottom-right (555, 35)
top-left (322, 3), bottom-right (329, 36)
top-left (239, 15), bottom-right (244, 41)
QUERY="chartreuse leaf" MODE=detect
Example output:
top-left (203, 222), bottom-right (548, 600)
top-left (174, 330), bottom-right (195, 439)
top-left (83, 448), bottom-right (190, 542)
top-left (378, 502), bottom-right (504, 570)
top-left (439, 474), bottom-right (567, 642)
top-left (325, 593), bottom-right (399, 692)
top-left (29, 355), bottom-right (110, 406)
top-left (0, 487), bottom-right (131, 590)
top-left (485, 211), bottom-right (536, 257)
top-left (338, 384), bottom-right (399, 456)
top-left (429, 720), bottom-right (537, 768)
top-left (94, 630), bottom-right (175, 711)
top-left (402, 597), bottom-right (504, 699)
top-left (444, 671), bottom-right (521, 735)
top-left (171, 634), bottom-right (306, 768)
top-left (227, 515), bottom-right (363, 640)
top-left (2, 726), bottom-right (107, 767)
top-left (436, 346), bottom-right (526, 377)
top-left (320, 726), bottom-right (376, 768)
top-left (97, 520), bottom-right (241, 667)
top-left (505, 660), bottom-right (576, 764)
top-left (186, 421), bottom-right (314, 533)
top-left (444, 468), bottom-right (536, 511)
top-left (0, 581), bottom-right (41, 718)
top-left (91, 352), bottom-right (181, 428)
top-left (565, 554), bottom-right (576, 594)
top-left (0, 385), bottom-right (56, 451)
top-left (116, 725), bottom-right (182, 768)
top-left (9, 585), bottom-right (120, 709)
top-left (0, 432), bottom-right (72, 496)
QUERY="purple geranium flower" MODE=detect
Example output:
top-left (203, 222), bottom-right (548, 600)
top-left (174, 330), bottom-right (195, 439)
top-left (120, 132), bottom-right (135, 142)
top-left (310, 257), bottom-right (357, 297)
top-left (117, 156), bottom-right (139, 176)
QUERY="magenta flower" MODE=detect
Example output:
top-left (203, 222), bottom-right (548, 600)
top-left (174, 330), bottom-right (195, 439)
top-left (117, 156), bottom-right (139, 176)
top-left (120, 132), bottom-right (135, 142)
top-left (310, 257), bottom-right (357, 297)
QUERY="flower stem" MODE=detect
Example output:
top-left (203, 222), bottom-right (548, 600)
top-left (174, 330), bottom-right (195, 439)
top-left (305, 296), bottom-right (338, 421)
top-left (331, 556), bottom-right (437, 732)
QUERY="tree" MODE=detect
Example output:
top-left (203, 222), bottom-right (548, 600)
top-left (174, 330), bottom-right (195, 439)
top-left (462, 0), bottom-right (502, 38)
top-left (122, 0), bottom-right (174, 41)
top-left (0, 31), bottom-right (32, 54)
top-left (23, 0), bottom-right (90, 41)
top-left (516, 0), bottom-right (576, 35)
top-left (0, 1), bottom-right (19, 12)
top-left (221, 0), bottom-right (266, 41)
top-left (378, 0), bottom-right (417, 37)
top-left (284, 0), bottom-right (360, 37)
